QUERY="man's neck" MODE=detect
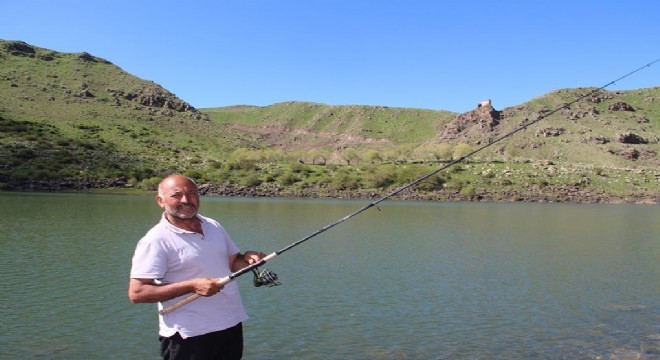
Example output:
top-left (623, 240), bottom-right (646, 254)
top-left (165, 213), bottom-right (203, 234)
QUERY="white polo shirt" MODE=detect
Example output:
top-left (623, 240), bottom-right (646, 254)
top-left (130, 213), bottom-right (249, 338)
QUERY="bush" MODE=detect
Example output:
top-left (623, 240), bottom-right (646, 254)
top-left (449, 164), bottom-right (463, 173)
top-left (460, 186), bottom-right (476, 197)
top-left (139, 177), bottom-right (162, 191)
top-left (241, 173), bottom-right (263, 187)
top-left (290, 162), bottom-right (311, 174)
top-left (183, 169), bottom-right (203, 180)
top-left (365, 165), bottom-right (397, 188)
top-left (15, 149), bottom-right (36, 160)
top-left (278, 172), bottom-right (299, 186)
top-left (228, 159), bottom-right (259, 171)
top-left (127, 178), bottom-right (139, 188)
top-left (444, 178), bottom-right (464, 190)
top-left (416, 174), bottom-right (446, 191)
top-left (330, 172), bottom-right (360, 190)
top-left (207, 160), bottom-right (223, 169)
top-left (397, 165), bottom-right (438, 186)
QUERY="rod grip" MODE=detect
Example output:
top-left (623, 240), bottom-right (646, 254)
top-left (159, 276), bottom-right (232, 315)
top-left (158, 252), bottom-right (279, 315)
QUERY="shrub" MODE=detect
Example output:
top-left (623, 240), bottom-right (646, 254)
top-left (453, 143), bottom-right (473, 159)
top-left (241, 173), bottom-right (263, 187)
top-left (362, 149), bottom-right (382, 164)
top-left (183, 169), bottom-right (203, 180)
top-left (139, 177), bottom-right (162, 191)
top-left (444, 178), bottom-right (464, 190)
top-left (228, 159), bottom-right (259, 171)
top-left (416, 174), bottom-right (446, 191)
top-left (278, 172), bottom-right (299, 186)
top-left (290, 162), bottom-right (311, 174)
top-left (366, 165), bottom-right (397, 188)
top-left (396, 166), bottom-right (422, 184)
top-left (15, 149), bottom-right (36, 160)
top-left (460, 186), bottom-right (476, 197)
top-left (449, 164), bottom-right (463, 173)
top-left (207, 160), bottom-right (223, 169)
top-left (330, 171), bottom-right (360, 190)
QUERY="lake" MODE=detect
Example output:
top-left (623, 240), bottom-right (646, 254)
top-left (0, 192), bottom-right (658, 359)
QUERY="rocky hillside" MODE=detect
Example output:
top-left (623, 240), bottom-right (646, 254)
top-left (435, 92), bottom-right (658, 166)
top-left (205, 88), bottom-right (659, 168)
top-left (1, 40), bottom-right (205, 119)
top-left (1, 39), bottom-right (658, 203)
top-left (0, 39), bottom-right (257, 185)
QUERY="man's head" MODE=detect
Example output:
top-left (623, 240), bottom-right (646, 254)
top-left (156, 174), bottom-right (200, 220)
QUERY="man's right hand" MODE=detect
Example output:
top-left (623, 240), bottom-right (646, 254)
top-left (191, 277), bottom-right (224, 296)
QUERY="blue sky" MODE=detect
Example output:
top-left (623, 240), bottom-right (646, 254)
top-left (2, 1), bottom-right (658, 113)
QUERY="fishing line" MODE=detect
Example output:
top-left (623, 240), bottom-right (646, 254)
top-left (160, 58), bottom-right (658, 315)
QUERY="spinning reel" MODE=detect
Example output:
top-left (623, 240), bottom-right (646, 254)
top-left (251, 267), bottom-right (281, 287)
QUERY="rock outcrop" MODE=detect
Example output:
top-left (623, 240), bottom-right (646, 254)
top-left (437, 99), bottom-right (501, 141)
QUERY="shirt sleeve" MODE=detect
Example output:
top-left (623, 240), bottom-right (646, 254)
top-left (130, 234), bottom-right (168, 279)
top-left (226, 234), bottom-right (240, 257)
top-left (205, 216), bottom-right (240, 257)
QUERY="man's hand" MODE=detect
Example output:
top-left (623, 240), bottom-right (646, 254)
top-left (230, 250), bottom-right (266, 272)
top-left (129, 277), bottom-right (227, 303)
top-left (191, 277), bottom-right (224, 296)
top-left (243, 251), bottom-right (266, 264)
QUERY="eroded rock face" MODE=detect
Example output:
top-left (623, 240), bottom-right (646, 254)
top-left (3, 41), bottom-right (36, 56)
top-left (618, 132), bottom-right (646, 144)
top-left (621, 148), bottom-right (640, 160)
top-left (438, 100), bottom-right (501, 141)
top-left (108, 84), bottom-right (197, 112)
top-left (609, 102), bottom-right (635, 111)
top-left (536, 127), bottom-right (566, 137)
top-left (77, 52), bottom-right (97, 62)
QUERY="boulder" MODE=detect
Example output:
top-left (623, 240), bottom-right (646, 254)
top-left (609, 102), bottom-right (634, 111)
top-left (618, 133), bottom-right (646, 144)
top-left (3, 41), bottom-right (36, 57)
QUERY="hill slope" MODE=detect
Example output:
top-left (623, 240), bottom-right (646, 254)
top-left (0, 39), bottom-right (259, 185)
top-left (1, 39), bottom-right (658, 202)
top-left (203, 89), bottom-right (659, 168)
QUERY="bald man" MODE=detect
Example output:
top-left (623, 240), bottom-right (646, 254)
top-left (129, 174), bottom-right (265, 360)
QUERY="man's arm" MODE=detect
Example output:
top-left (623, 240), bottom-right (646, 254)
top-left (128, 277), bottom-right (223, 303)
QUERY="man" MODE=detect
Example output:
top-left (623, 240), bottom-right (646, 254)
top-left (129, 174), bottom-right (265, 360)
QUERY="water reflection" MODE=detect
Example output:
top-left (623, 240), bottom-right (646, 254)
top-left (0, 193), bottom-right (658, 359)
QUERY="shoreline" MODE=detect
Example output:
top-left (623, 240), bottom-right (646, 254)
top-left (3, 180), bottom-right (657, 205)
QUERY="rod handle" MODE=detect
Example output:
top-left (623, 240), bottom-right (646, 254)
top-left (159, 276), bottom-right (232, 315)
top-left (158, 252), bottom-right (279, 315)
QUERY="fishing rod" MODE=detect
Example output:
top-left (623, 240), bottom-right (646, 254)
top-left (160, 58), bottom-right (658, 315)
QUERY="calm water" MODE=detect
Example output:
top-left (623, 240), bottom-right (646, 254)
top-left (0, 192), bottom-right (658, 359)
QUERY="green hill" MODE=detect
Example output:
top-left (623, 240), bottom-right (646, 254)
top-left (1, 39), bottom-right (658, 203)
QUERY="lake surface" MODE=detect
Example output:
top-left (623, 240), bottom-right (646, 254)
top-left (0, 192), bottom-right (658, 359)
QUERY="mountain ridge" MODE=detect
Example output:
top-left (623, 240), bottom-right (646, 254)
top-left (1, 39), bottom-right (657, 203)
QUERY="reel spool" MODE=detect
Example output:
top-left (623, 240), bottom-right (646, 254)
top-left (252, 267), bottom-right (281, 287)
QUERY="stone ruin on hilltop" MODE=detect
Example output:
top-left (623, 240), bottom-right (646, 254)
top-left (437, 99), bottom-right (501, 142)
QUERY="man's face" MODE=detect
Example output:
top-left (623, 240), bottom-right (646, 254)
top-left (157, 176), bottom-right (200, 220)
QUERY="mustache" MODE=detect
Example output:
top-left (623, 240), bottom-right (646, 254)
top-left (170, 203), bottom-right (198, 212)
top-left (176, 202), bottom-right (197, 208)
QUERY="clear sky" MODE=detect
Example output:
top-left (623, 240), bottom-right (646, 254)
top-left (1, 1), bottom-right (658, 113)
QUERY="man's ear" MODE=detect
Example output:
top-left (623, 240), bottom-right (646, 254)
top-left (156, 195), bottom-right (165, 208)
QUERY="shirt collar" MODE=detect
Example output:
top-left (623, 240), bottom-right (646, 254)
top-left (160, 212), bottom-right (204, 234)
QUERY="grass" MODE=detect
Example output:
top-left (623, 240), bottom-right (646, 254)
top-left (205, 102), bottom-right (457, 144)
top-left (0, 39), bottom-right (657, 202)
